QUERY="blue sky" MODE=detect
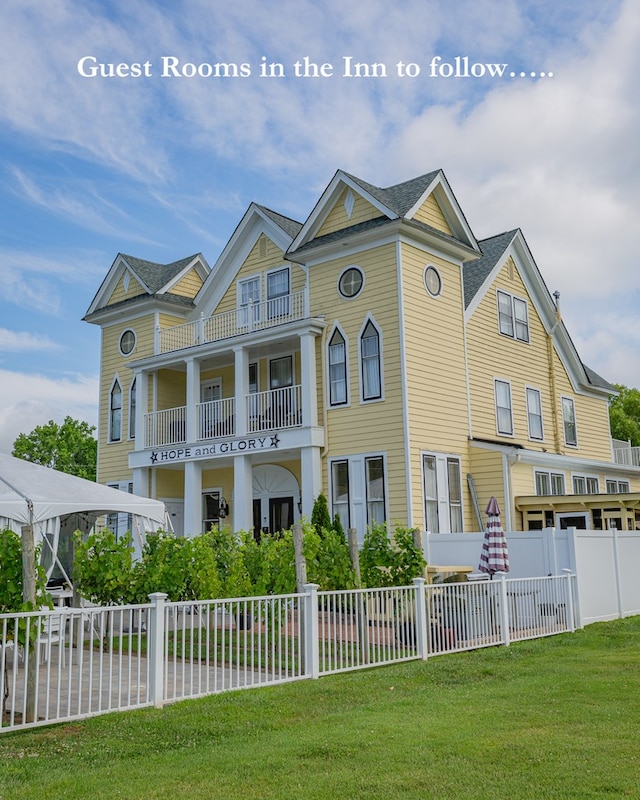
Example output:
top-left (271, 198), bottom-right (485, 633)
top-left (0, 0), bottom-right (638, 452)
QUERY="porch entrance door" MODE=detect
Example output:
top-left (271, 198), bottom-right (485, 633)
top-left (269, 497), bottom-right (294, 534)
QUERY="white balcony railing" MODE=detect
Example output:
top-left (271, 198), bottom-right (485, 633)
top-left (157, 290), bottom-right (307, 354)
top-left (612, 438), bottom-right (640, 467)
top-left (143, 386), bottom-right (302, 448)
top-left (145, 405), bottom-right (186, 448)
top-left (197, 397), bottom-right (235, 441)
top-left (247, 385), bottom-right (302, 433)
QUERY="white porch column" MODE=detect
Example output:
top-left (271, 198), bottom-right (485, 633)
top-left (185, 357), bottom-right (200, 443)
top-left (301, 446), bottom-right (322, 518)
top-left (234, 346), bottom-right (249, 436)
top-left (183, 460), bottom-right (202, 537)
top-left (299, 331), bottom-right (318, 427)
top-left (133, 369), bottom-right (148, 450)
top-left (232, 454), bottom-right (253, 532)
top-left (132, 467), bottom-right (149, 498)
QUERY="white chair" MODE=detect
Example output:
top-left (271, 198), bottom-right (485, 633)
top-left (39, 610), bottom-right (65, 667)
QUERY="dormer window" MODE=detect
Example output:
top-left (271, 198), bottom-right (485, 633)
top-left (497, 290), bottom-right (529, 343)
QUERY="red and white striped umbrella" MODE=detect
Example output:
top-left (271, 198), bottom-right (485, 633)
top-left (478, 496), bottom-right (509, 576)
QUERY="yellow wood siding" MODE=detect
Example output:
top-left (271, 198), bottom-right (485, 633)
top-left (171, 268), bottom-right (204, 298)
top-left (468, 448), bottom-right (505, 530)
top-left (316, 188), bottom-right (386, 237)
top-left (156, 369), bottom-right (186, 410)
top-left (412, 193), bottom-right (453, 235)
top-left (105, 271), bottom-right (146, 306)
top-left (97, 315), bottom-right (155, 484)
top-left (466, 257), bottom-right (612, 460)
top-left (400, 243), bottom-right (471, 530)
top-left (310, 243), bottom-right (408, 524)
top-left (158, 312), bottom-right (188, 331)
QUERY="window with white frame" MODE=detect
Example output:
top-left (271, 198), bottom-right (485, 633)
top-left (202, 490), bottom-right (221, 531)
top-left (106, 481), bottom-right (133, 539)
top-left (495, 379), bottom-right (513, 436)
top-left (360, 319), bottom-right (382, 401)
top-left (365, 456), bottom-right (386, 526)
top-left (331, 460), bottom-right (350, 529)
top-left (573, 475), bottom-right (599, 494)
top-left (561, 396), bottom-right (577, 446)
top-left (605, 478), bottom-right (630, 493)
top-left (109, 379), bottom-right (122, 442)
top-left (266, 267), bottom-right (290, 318)
top-left (526, 387), bottom-right (544, 440)
top-left (422, 453), bottom-right (463, 533)
top-left (497, 290), bottom-right (529, 343)
top-left (238, 275), bottom-right (261, 326)
top-left (129, 378), bottom-right (137, 440)
top-left (535, 470), bottom-right (565, 496)
top-left (328, 328), bottom-right (348, 406)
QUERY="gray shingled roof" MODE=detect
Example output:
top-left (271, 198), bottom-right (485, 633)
top-left (582, 364), bottom-right (615, 392)
top-left (463, 230), bottom-right (518, 308)
top-left (342, 170), bottom-right (441, 217)
top-left (121, 254), bottom-right (201, 294)
top-left (256, 205), bottom-right (303, 239)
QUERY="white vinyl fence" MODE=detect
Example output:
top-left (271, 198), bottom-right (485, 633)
top-left (2, 573), bottom-right (576, 734)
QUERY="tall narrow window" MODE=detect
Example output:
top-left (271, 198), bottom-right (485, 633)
top-left (495, 379), bottom-right (513, 436)
top-left (497, 291), bottom-right (514, 337)
top-left (513, 298), bottom-right (530, 343)
top-left (331, 460), bottom-right (350, 528)
top-left (497, 290), bottom-right (529, 342)
top-left (109, 379), bottom-right (122, 442)
top-left (266, 268), bottom-right (290, 319)
top-left (562, 397), bottom-right (577, 446)
top-left (365, 456), bottom-right (386, 526)
top-left (360, 320), bottom-right (381, 401)
top-left (423, 455), bottom-right (439, 533)
top-left (526, 387), bottom-right (543, 440)
top-left (328, 328), bottom-right (347, 406)
top-left (447, 458), bottom-right (463, 532)
top-left (129, 378), bottom-right (137, 439)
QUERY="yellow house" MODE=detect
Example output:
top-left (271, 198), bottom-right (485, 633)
top-left (84, 169), bottom-right (640, 539)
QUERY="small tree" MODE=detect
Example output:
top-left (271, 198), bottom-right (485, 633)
top-left (73, 529), bottom-right (135, 605)
top-left (0, 528), bottom-right (50, 614)
top-left (360, 523), bottom-right (426, 588)
top-left (12, 416), bottom-right (97, 481)
top-left (311, 494), bottom-right (332, 536)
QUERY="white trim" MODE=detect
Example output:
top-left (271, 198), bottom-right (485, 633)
top-left (328, 451), bottom-right (389, 539)
top-left (570, 472), bottom-right (600, 494)
top-left (420, 450), bottom-right (464, 534)
top-left (534, 468), bottom-right (566, 496)
top-left (494, 377), bottom-right (514, 437)
top-left (396, 240), bottom-right (413, 528)
top-left (358, 313), bottom-right (384, 404)
top-left (326, 322), bottom-right (350, 408)
top-left (157, 256), bottom-right (209, 296)
top-left (118, 328), bottom-right (137, 357)
top-left (423, 264), bottom-right (443, 298)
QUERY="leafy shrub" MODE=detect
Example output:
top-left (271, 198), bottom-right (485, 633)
top-left (311, 494), bottom-right (332, 537)
top-left (0, 527), bottom-right (50, 613)
top-left (73, 529), bottom-right (136, 605)
top-left (305, 521), bottom-right (356, 591)
top-left (360, 523), bottom-right (425, 588)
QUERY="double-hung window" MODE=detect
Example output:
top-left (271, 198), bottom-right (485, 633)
top-left (365, 456), bottom-right (386, 526)
top-left (422, 453), bottom-right (463, 533)
top-left (573, 475), bottom-right (599, 494)
top-left (328, 328), bottom-right (347, 406)
top-left (266, 268), bottom-right (290, 319)
top-left (561, 397), bottom-right (577, 446)
top-left (606, 479), bottom-right (630, 493)
top-left (497, 290), bottom-right (529, 343)
top-left (526, 387), bottom-right (543, 440)
top-left (360, 320), bottom-right (381, 401)
top-left (331, 460), bottom-right (350, 528)
top-left (238, 276), bottom-right (261, 327)
top-left (535, 470), bottom-right (565, 496)
top-left (495, 379), bottom-right (513, 436)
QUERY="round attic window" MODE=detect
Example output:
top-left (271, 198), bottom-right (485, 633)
top-left (424, 265), bottom-right (442, 298)
top-left (338, 266), bottom-right (364, 299)
top-left (119, 329), bottom-right (136, 356)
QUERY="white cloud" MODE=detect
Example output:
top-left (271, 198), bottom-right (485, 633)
top-left (0, 329), bottom-right (60, 352)
top-left (0, 370), bottom-right (98, 454)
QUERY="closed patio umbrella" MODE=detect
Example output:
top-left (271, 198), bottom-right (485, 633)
top-left (478, 496), bottom-right (509, 577)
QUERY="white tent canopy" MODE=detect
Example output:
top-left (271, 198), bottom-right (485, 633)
top-left (0, 453), bottom-right (167, 585)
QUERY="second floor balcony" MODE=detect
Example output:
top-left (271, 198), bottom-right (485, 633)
top-left (612, 438), bottom-right (640, 468)
top-left (156, 290), bottom-right (308, 355)
top-left (144, 385), bottom-right (303, 449)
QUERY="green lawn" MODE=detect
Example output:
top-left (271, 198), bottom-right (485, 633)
top-left (2, 617), bottom-right (640, 800)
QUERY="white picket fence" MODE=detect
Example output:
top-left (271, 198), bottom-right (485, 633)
top-left (1, 573), bottom-right (576, 734)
